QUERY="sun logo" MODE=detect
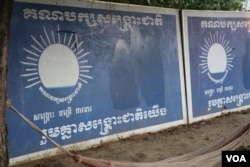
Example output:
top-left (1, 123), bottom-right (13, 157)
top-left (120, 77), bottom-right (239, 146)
top-left (199, 32), bottom-right (234, 84)
top-left (20, 25), bottom-right (93, 103)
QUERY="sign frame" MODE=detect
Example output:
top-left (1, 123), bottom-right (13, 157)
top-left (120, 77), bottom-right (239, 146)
top-left (7, 0), bottom-right (187, 165)
top-left (182, 10), bottom-right (250, 123)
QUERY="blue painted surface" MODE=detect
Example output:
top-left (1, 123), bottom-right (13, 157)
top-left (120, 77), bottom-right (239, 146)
top-left (185, 14), bottom-right (250, 118)
top-left (7, 1), bottom-right (184, 158)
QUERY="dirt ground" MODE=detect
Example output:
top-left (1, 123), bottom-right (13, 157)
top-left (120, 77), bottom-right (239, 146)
top-left (11, 109), bottom-right (250, 167)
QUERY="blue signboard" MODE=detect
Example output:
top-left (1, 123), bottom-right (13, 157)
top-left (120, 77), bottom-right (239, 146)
top-left (7, 0), bottom-right (186, 163)
top-left (183, 11), bottom-right (250, 122)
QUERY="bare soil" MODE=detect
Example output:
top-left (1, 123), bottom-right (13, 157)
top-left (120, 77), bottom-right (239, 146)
top-left (11, 110), bottom-right (250, 167)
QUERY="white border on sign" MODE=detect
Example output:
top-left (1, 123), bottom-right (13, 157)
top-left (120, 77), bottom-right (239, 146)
top-left (9, 0), bottom-right (187, 165)
top-left (182, 10), bottom-right (250, 123)
top-left (15, 0), bottom-right (179, 14)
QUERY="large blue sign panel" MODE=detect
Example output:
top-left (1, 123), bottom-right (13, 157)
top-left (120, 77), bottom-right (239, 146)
top-left (183, 11), bottom-right (250, 123)
top-left (7, 0), bottom-right (186, 162)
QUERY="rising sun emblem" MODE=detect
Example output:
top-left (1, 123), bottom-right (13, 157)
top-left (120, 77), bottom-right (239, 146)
top-left (199, 32), bottom-right (234, 84)
top-left (20, 25), bottom-right (93, 103)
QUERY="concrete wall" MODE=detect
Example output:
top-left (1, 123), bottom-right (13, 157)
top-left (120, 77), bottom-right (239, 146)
top-left (5, 1), bottom-right (250, 166)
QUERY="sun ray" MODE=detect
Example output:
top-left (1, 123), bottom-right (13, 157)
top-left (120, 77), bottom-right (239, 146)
top-left (224, 40), bottom-right (230, 47)
top-left (213, 33), bottom-right (216, 43)
top-left (77, 41), bottom-right (84, 48)
top-left (203, 44), bottom-right (209, 50)
top-left (219, 33), bottom-right (223, 44)
top-left (62, 33), bottom-right (66, 44)
top-left (80, 74), bottom-right (93, 79)
top-left (199, 55), bottom-right (207, 59)
top-left (79, 60), bottom-right (88, 64)
top-left (222, 40), bottom-right (229, 49)
top-left (204, 39), bottom-right (210, 47)
top-left (40, 35), bottom-right (48, 48)
top-left (74, 41), bottom-right (84, 53)
top-left (201, 68), bottom-right (208, 73)
top-left (31, 35), bottom-right (44, 50)
top-left (71, 34), bottom-right (78, 49)
top-left (199, 62), bottom-right (208, 66)
top-left (203, 43), bottom-right (210, 50)
top-left (207, 37), bottom-right (213, 47)
top-left (213, 34), bottom-right (216, 43)
top-left (70, 40), bottom-right (76, 50)
top-left (79, 78), bottom-right (88, 83)
top-left (201, 46), bottom-right (208, 53)
top-left (23, 48), bottom-right (40, 57)
top-left (225, 46), bottom-right (231, 53)
top-left (201, 52), bottom-right (207, 56)
top-left (31, 45), bottom-right (42, 53)
top-left (75, 34), bottom-right (79, 47)
top-left (72, 47), bottom-right (77, 53)
top-left (26, 56), bottom-right (39, 61)
top-left (228, 63), bottom-right (233, 69)
top-left (79, 75), bottom-right (94, 83)
top-left (21, 72), bottom-right (39, 77)
top-left (27, 77), bottom-right (39, 82)
top-left (204, 38), bottom-right (211, 48)
top-left (75, 33), bottom-right (78, 48)
top-left (25, 68), bottom-right (37, 71)
top-left (225, 50), bottom-right (231, 55)
top-left (221, 34), bottom-right (226, 46)
top-left (80, 70), bottom-right (90, 72)
top-left (201, 65), bottom-right (208, 69)
top-left (21, 61), bottom-right (38, 66)
top-left (67, 33), bottom-right (74, 46)
top-left (76, 49), bottom-right (84, 56)
top-left (57, 25), bottom-right (61, 44)
top-left (209, 33), bottom-right (214, 44)
top-left (221, 34), bottom-right (226, 44)
top-left (200, 62), bottom-right (208, 67)
top-left (79, 65), bottom-right (93, 69)
top-left (51, 31), bottom-right (56, 44)
top-left (25, 81), bottom-right (42, 88)
top-left (225, 47), bottom-right (233, 54)
top-left (78, 52), bottom-right (90, 60)
top-left (216, 32), bottom-right (219, 43)
top-left (43, 26), bottom-right (51, 45)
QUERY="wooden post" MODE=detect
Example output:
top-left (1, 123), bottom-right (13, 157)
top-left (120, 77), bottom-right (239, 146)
top-left (0, 0), bottom-right (12, 166)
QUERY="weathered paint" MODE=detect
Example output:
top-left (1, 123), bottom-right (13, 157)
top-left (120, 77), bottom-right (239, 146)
top-left (183, 10), bottom-right (250, 123)
top-left (7, 0), bottom-right (186, 165)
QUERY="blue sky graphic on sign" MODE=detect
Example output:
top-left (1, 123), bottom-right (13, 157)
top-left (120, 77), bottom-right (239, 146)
top-left (183, 11), bottom-right (250, 122)
top-left (7, 0), bottom-right (186, 160)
